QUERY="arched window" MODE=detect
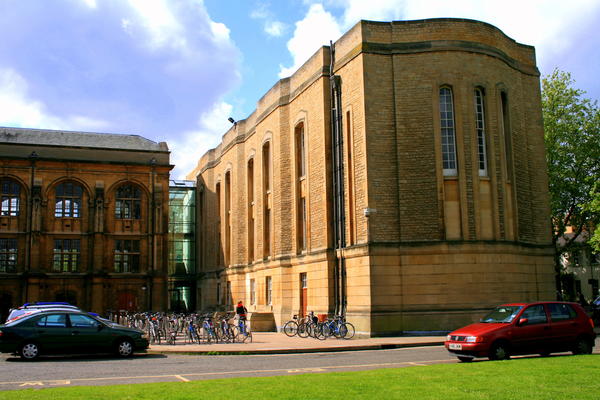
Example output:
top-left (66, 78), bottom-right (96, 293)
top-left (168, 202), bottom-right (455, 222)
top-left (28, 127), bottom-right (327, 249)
top-left (262, 141), bottom-right (272, 258)
top-left (55, 182), bottom-right (83, 218)
top-left (1, 178), bottom-right (20, 217)
top-left (295, 123), bottom-right (307, 252)
top-left (115, 184), bottom-right (141, 219)
top-left (247, 158), bottom-right (255, 263)
top-left (474, 88), bottom-right (488, 176)
top-left (439, 87), bottom-right (457, 176)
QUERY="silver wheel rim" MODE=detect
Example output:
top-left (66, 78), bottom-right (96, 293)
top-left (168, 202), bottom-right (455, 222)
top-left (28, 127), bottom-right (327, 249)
top-left (22, 343), bottom-right (38, 359)
top-left (118, 341), bottom-right (133, 356)
top-left (495, 347), bottom-right (507, 359)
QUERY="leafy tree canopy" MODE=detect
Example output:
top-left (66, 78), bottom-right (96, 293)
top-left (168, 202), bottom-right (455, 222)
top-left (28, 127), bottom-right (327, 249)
top-left (542, 69), bottom-right (600, 259)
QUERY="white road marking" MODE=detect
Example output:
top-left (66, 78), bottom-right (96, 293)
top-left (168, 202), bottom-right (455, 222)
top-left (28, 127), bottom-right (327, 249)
top-left (0, 359), bottom-right (455, 388)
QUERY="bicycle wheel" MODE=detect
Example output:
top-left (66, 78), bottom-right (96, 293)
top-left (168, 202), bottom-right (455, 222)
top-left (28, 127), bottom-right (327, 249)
top-left (313, 323), bottom-right (327, 340)
top-left (342, 322), bottom-right (355, 339)
top-left (321, 323), bottom-right (333, 338)
top-left (297, 322), bottom-right (309, 338)
top-left (283, 320), bottom-right (298, 337)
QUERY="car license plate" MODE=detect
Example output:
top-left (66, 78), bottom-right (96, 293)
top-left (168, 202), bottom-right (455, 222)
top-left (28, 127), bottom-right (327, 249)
top-left (449, 343), bottom-right (462, 350)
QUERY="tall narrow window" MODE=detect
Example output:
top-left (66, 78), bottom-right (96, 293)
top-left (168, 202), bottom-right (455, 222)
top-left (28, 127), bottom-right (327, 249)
top-left (262, 142), bottom-right (271, 258)
top-left (439, 87), bottom-right (457, 176)
top-left (296, 124), bottom-right (306, 178)
top-left (0, 238), bottom-right (17, 272)
top-left (55, 182), bottom-right (83, 218)
top-left (217, 282), bottom-right (221, 304)
top-left (115, 184), bottom-right (141, 219)
top-left (226, 281), bottom-right (231, 308)
top-left (500, 92), bottom-right (513, 178)
top-left (295, 124), bottom-right (307, 252)
top-left (346, 110), bottom-right (356, 245)
top-left (474, 89), bottom-right (488, 176)
top-left (53, 239), bottom-right (80, 272)
top-left (250, 278), bottom-right (256, 305)
top-left (216, 182), bottom-right (222, 266)
top-left (114, 239), bottom-right (140, 272)
top-left (225, 171), bottom-right (231, 266)
top-left (247, 159), bottom-right (255, 263)
top-left (266, 276), bottom-right (272, 305)
top-left (1, 179), bottom-right (20, 216)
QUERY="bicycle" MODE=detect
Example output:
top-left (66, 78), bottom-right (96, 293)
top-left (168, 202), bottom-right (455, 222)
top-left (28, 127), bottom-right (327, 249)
top-left (322, 315), bottom-right (355, 339)
top-left (282, 314), bottom-right (300, 337)
top-left (216, 313), bottom-right (236, 343)
top-left (201, 314), bottom-right (218, 343)
top-left (235, 316), bottom-right (252, 343)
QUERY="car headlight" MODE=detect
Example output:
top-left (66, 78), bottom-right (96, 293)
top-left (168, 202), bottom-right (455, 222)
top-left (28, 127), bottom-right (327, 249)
top-left (446, 335), bottom-right (452, 341)
top-left (465, 336), bottom-right (479, 343)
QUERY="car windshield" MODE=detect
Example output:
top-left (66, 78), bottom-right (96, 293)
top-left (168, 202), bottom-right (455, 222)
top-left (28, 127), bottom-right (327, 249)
top-left (480, 306), bottom-right (523, 323)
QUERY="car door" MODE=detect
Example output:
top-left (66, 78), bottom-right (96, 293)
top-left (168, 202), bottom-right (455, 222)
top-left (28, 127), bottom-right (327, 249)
top-left (67, 314), bottom-right (112, 353)
top-left (510, 304), bottom-right (551, 355)
top-left (33, 313), bottom-right (71, 353)
top-left (547, 303), bottom-right (579, 352)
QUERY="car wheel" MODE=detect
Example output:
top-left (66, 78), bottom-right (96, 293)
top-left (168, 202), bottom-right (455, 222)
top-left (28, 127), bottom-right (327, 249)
top-left (457, 356), bottom-right (473, 363)
top-left (115, 339), bottom-right (134, 358)
top-left (572, 337), bottom-right (592, 355)
top-left (20, 342), bottom-right (40, 360)
top-left (489, 342), bottom-right (510, 361)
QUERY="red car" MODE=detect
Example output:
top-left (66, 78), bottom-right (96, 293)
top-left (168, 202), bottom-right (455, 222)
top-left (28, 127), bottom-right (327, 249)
top-left (445, 302), bottom-right (596, 362)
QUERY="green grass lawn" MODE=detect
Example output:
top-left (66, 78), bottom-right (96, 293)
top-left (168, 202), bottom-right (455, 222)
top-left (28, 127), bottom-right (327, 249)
top-left (3, 355), bottom-right (599, 400)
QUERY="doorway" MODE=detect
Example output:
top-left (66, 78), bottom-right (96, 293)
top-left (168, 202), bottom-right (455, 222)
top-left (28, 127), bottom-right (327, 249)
top-left (300, 273), bottom-right (307, 317)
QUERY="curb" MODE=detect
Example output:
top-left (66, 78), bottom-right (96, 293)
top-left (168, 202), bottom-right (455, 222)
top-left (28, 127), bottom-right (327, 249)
top-left (147, 340), bottom-right (446, 356)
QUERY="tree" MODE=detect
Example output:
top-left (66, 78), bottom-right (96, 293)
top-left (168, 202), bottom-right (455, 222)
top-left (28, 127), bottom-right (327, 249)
top-left (542, 69), bottom-right (600, 296)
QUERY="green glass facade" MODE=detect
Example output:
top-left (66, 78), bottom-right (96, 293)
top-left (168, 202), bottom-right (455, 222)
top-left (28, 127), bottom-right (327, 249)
top-left (168, 180), bottom-right (196, 312)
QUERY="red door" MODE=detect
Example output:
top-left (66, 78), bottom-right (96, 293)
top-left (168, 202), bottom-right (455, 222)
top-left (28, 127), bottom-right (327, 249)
top-left (118, 292), bottom-right (137, 311)
top-left (300, 273), bottom-right (307, 317)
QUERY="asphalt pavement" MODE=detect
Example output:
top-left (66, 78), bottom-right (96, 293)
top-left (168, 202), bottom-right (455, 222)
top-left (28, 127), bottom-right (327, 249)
top-left (148, 332), bottom-right (447, 355)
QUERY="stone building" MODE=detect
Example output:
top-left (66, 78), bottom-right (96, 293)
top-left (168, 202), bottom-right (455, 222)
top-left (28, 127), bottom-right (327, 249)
top-left (188, 18), bottom-right (555, 336)
top-left (0, 127), bottom-right (171, 320)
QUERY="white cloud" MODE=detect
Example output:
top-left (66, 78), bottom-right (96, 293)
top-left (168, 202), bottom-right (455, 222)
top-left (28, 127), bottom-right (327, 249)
top-left (81, 0), bottom-right (97, 9)
top-left (281, 0), bottom-right (600, 79)
top-left (250, 2), bottom-right (288, 37)
top-left (0, 68), bottom-right (109, 131)
top-left (126, 0), bottom-right (187, 51)
top-left (170, 101), bottom-right (234, 180)
top-left (279, 4), bottom-right (342, 77)
top-left (265, 21), bottom-right (286, 37)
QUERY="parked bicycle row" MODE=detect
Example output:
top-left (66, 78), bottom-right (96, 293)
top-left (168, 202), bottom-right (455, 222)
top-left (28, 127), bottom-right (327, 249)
top-left (107, 311), bottom-right (253, 345)
top-left (282, 312), bottom-right (355, 340)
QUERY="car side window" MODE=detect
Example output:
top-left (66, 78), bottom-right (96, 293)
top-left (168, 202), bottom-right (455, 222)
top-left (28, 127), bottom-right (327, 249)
top-left (548, 303), bottom-right (577, 322)
top-left (36, 314), bottom-right (67, 328)
top-left (69, 314), bottom-right (99, 328)
top-left (521, 305), bottom-right (547, 325)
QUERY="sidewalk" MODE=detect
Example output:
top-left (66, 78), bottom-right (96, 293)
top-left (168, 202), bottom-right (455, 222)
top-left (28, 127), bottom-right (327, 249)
top-left (147, 332), bottom-right (447, 355)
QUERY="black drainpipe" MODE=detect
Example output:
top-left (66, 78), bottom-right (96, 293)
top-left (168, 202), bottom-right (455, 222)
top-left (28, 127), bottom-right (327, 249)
top-left (329, 42), bottom-right (346, 317)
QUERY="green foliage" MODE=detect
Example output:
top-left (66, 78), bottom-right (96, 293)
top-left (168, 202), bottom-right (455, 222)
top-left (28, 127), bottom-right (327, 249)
top-left (587, 183), bottom-right (600, 252)
top-left (542, 69), bottom-right (600, 258)
top-left (2, 356), bottom-right (599, 400)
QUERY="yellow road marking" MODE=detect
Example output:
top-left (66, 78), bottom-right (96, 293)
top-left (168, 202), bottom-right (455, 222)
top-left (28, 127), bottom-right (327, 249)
top-left (175, 375), bottom-right (190, 382)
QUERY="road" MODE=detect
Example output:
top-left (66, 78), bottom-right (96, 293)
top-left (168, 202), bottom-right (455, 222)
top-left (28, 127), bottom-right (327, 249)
top-left (1, 340), bottom-right (598, 391)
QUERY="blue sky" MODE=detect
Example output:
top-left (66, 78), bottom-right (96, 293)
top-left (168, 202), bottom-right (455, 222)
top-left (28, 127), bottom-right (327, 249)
top-left (1, 0), bottom-right (598, 179)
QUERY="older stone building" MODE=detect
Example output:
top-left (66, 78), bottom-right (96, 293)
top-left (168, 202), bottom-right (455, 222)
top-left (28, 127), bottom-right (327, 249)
top-left (188, 18), bottom-right (555, 336)
top-left (0, 127), bottom-right (171, 320)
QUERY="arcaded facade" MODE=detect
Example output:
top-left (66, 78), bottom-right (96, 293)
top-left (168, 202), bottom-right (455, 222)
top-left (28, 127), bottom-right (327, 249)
top-left (188, 18), bottom-right (555, 335)
top-left (0, 127), bottom-right (171, 320)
